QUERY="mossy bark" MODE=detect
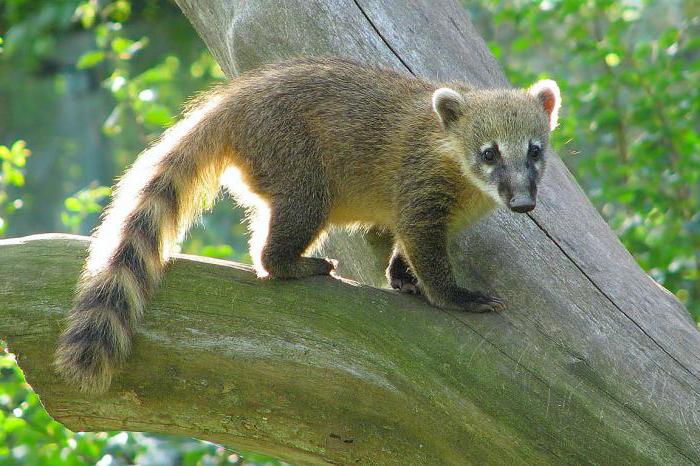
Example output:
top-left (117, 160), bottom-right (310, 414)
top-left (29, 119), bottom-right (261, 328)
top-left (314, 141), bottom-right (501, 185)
top-left (1, 234), bottom-right (699, 464)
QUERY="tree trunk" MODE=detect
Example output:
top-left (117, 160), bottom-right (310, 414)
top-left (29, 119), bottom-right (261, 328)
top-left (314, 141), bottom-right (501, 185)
top-left (3, 0), bottom-right (700, 464)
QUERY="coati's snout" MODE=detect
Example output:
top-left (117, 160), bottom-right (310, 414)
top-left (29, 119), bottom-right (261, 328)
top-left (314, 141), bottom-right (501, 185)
top-left (509, 194), bottom-right (536, 213)
top-left (479, 140), bottom-right (542, 213)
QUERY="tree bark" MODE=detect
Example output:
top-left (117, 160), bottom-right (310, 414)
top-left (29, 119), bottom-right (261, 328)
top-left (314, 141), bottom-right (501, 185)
top-left (3, 0), bottom-right (700, 464)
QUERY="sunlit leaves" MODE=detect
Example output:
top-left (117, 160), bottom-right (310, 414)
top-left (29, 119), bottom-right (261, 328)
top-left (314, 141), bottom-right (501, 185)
top-left (110, 36), bottom-right (148, 59)
top-left (604, 52), bottom-right (620, 67)
top-left (141, 104), bottom-right (174, 126)
top-left (103, 0), bottom-right (131, 23)
top-left (61, 185), bottom-right (111, 233)
top-left (76, 50), bottom-right (105, 69)
top-left (0, 141), bottom-right (31, 235)
top-left (199, 244), bottom-right (235, 259)
top-left (74, 0), bottom-right (97, 28)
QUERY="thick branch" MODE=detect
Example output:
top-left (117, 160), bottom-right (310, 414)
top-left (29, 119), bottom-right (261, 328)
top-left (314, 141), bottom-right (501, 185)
top-left (2, 234), bottom-right (700, 464)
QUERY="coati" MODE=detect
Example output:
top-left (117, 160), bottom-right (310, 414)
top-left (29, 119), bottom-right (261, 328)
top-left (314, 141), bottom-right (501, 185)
top-left (55, 57), bottom-right (561, 393)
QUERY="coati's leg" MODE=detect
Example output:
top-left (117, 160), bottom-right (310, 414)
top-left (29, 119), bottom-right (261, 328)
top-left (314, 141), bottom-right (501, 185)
top-left (364, 227), bottom-right (419, 292)
top-left (260, 195), bottom-right (334, 279)
top-left (397, 221), bottom-right (504, 312)
top-left (387, 246), bottom-right (421, 294)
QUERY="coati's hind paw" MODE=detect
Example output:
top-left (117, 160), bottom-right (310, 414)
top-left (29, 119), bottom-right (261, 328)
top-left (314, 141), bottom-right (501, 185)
top-left (387, 257), bottom-right (421, 294)
top-left (294, 257), bottom-right (336, 277)
top-left (263, 257), bottom-right (336, 279)
top-left (390, 275), bottom-right (422, 295)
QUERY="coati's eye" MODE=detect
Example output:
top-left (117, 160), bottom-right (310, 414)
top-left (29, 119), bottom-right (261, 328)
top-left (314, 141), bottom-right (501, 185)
top-left (528, 144), bottom-right (543, 160)
top-left (481, 147), bottom-right (499, 164)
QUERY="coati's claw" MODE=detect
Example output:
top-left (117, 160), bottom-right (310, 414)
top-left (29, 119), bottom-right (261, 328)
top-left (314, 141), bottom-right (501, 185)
top-left (469, 292), bottom-right (505, 312)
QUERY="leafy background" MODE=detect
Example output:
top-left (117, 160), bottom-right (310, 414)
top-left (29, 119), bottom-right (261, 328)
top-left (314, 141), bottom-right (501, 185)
top-left (0, 0), bottom-right (698, 464)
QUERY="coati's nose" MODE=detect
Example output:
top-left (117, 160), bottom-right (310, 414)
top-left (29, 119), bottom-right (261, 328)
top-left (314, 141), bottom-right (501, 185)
top-left (509, 195), bottom-right (536, 213)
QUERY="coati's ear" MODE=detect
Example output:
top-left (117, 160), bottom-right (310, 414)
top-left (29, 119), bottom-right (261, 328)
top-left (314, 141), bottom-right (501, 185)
top-left (529, 79), bottom-right (561, 131)
top-left (432, 88), bottom-right (465, 129)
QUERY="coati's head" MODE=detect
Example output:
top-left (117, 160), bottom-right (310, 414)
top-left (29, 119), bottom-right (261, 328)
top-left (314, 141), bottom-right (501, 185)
top-left (432, 80), bottom-right (561, 213)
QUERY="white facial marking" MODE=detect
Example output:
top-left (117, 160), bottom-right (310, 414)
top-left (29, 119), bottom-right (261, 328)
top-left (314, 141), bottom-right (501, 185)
top-left (480, 142), bottom-right (496, 153)
top-left (464, 171), bottom-right (502, 204)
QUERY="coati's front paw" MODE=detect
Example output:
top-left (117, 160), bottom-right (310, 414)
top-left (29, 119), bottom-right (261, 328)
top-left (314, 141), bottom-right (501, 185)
top-left (431, 287), bottom-right (505, 313)
top-left (319, 258), bottom-right (338, 276)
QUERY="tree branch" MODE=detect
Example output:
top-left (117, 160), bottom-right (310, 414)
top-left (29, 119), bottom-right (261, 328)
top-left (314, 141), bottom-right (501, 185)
top-left (2, 234), bottom-right (700, 464)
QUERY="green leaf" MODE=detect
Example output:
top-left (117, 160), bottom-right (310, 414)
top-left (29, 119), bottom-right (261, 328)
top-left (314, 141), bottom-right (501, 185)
top-left (106, 0), bottom-right (132, 22)
top-left (658, 27), bottom-right (679, 49)
top-left (512, 36), bottom-right (531, 52)
top-left (76, 50), bottom-right (105, 70)
top-left (142, 105), bottom-right (174, 127)
top-left (64, 197), bottom-right (82, 212)
top-left (75, 2), bottom-right (97, 29)
top-left (136, 66), bottom-right (173, 84)
top-left (111, 37), bottom-right (134, 54)
top-left (604, 52), bottom-right (621, 67)
top-left (200, 245), bottom-right (234, 259)
top-left (10, 140), bottom-right (29, 167)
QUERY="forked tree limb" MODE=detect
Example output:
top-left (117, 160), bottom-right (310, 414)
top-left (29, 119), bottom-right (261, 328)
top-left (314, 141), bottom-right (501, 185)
top-left (2, 0), bottom-right (700, 464)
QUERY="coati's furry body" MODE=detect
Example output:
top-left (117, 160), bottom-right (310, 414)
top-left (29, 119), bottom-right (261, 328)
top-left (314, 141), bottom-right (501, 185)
top-left (55, 57), bottom-right (561, 393)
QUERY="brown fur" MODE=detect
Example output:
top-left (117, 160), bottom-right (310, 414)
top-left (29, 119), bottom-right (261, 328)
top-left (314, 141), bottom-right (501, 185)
top-left (55, 57), bottom-right (560, 393)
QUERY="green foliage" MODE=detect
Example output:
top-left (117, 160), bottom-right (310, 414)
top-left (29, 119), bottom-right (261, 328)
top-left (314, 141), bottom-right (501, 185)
top-left (0, 141), bottom-right (30, 235)
top-left (47, 0), bottom-right (234, 251)
top-left (61, 185), bottom-right (111, 234)
top-left (468, 0), bottom-right (700, 322)
top-left (70, 1), bottom-right (225, 140)
top-left (0, 0), bottom-right (79, 68)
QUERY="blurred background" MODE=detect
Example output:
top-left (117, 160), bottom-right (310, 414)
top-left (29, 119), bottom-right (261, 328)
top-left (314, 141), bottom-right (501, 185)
top-left (0, 0), bottom-right (697, 464)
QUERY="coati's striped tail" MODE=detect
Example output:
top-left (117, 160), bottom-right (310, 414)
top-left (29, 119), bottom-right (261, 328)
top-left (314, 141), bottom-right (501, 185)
top-left (55, 92), bottom-right (230, 393)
